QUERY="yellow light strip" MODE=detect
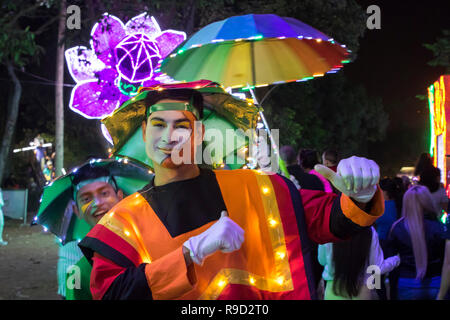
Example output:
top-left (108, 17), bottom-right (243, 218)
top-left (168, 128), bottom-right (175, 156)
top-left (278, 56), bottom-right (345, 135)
top-left (200, 173), bottom-right (293, 299)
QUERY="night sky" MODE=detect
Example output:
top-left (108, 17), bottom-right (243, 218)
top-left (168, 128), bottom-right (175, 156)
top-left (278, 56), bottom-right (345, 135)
top-left (346, 0), bottom-right (449, 173)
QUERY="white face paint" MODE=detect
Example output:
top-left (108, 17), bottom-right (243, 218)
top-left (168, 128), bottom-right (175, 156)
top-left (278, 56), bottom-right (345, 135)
top-left (144, 110), bottom-right (194, 167)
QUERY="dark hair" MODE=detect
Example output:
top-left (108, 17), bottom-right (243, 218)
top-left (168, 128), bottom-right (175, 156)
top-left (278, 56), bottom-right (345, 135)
top-left (414, 153), bottom-right (434, 176)
top-left (380, 178), bottom-right (397, 199)
top-left (322, 149), bottom-right (339, 165)
top-left (71, 162), bottom-right (118, 198)
top-left (332, 227), bottom-right (372, 298)
top-left (419, 166), bottom-right (441, 193)
top-left (298, 149), bottom-right (320, 170)
top-left (380, 177), bottom-right (404, 216)
top-left (144, 88), bottom-right (204, 119)
top-left (279, 145), bottom-right (297, 165)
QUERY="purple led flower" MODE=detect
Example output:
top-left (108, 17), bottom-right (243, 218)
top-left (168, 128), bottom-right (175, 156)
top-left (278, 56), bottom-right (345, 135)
top-left (115, 34), bottom-right (161, 83)
top-left (65, 12), bottom-right (186, 119)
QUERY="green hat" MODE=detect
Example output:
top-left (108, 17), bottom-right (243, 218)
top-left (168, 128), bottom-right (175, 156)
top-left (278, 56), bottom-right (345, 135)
top-left (33, 158), bottom-right (154, 244)
top-left (102, 80), bottom-right (260, 170)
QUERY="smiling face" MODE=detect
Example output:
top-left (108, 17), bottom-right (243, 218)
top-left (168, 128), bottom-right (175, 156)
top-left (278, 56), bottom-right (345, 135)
top-left (76, 181), bottom-right (123, 226)
top-left (142, 101), bottom-right (203, 169)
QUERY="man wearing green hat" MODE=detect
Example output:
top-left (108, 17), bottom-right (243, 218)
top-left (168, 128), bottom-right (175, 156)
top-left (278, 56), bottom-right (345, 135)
top-left (79, 83), bottom-right (385, 300)
top-left (59, 163), bottom-right (124, 300)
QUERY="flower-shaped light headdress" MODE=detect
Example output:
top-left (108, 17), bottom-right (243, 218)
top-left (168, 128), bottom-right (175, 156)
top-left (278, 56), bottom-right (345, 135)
top-left (65, 13), bottom-right (186, 120)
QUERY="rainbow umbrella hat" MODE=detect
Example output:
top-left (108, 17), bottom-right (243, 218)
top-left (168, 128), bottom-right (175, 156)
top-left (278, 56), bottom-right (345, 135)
top-left (160, 14), bottom-right (351, 89)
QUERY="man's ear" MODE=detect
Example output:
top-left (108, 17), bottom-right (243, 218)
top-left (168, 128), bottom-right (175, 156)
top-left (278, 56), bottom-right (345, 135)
top-left (72, 202), bottom-right (81, 219)
top-left (142, 120), bottom-right (147, 142)
top-left (117, 189), bottom-right (124, 201)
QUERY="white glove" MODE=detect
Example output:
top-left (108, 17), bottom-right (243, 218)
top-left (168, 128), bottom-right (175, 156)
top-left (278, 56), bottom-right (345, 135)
top-left (314, 156), bottom-right (380, 203)
top-left (183, 211), bottom-right (244, 265)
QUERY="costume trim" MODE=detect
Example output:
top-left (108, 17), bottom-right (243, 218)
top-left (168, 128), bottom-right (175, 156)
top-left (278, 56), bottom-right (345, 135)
top-left (340, 185), bottom-right (384, 227)
top-left (80, 224), bottom-right (141, 268)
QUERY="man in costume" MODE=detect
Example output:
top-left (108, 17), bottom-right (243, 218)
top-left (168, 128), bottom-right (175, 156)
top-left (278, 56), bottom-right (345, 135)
top-left (35, 158), bottom-right (152, 299)
top-left (79, 84), bottom-right (384, 300)
top-left (61, 164), bottom-right (124, 300)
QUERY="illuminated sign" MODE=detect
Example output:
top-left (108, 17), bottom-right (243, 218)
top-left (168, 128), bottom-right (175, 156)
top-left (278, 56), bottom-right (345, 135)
top-left (428, 75), bottom-right (450, 185)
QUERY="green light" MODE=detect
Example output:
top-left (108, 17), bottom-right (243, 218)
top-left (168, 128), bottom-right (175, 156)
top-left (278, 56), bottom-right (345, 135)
top-left (241, 86), bottom-right (255, 92)
top-left (255, 35), bottom-right (263, 40)
top-left (428, 84), bottom-right (435, 157)
top-left (341, 60), bottom-right (351, 64)
top-left (177, 49), bottom-right (184, 54)
top-left (441, 212), bottom-right (447, 224)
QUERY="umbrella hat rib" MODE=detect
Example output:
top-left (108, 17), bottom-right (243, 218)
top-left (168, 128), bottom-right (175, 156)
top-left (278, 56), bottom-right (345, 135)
top-left (253, 14), bottom-right (299, 38)
top-left (184, 19), bottom-right (227, 48)
top-left (223, 42), bottom-right (252, 87)
top-left (216, 14), bottom-right (257, 40)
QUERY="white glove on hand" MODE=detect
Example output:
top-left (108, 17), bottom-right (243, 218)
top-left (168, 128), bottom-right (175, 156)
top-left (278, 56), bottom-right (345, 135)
top-left (314, 156), bottom-right (380, 203)
top-left (183, 211), bottom-right (244, 265)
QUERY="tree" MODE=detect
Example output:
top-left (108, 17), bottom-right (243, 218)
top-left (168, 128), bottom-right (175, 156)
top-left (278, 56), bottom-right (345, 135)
top-left (0, 1), bottom-right (47, 184)
top-left (262, 73), bottom-right (388, 157)
top-left (424, 29), bottom-right (450, 73)
top-left (54, 0), bottom-right (66, 177)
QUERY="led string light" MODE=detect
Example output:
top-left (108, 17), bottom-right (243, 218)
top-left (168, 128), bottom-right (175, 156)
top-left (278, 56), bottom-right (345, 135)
top-left (202, 174), bottom-right (293, 299)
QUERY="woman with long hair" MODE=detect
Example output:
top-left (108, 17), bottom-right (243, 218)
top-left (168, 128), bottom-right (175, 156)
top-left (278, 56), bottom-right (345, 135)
top-left (318, 227), bottom-right (400, 300)
top-left (414, 152), bottom-right (434, 177)
top-left (419, 166), bottom-right (449, 216)
top-left (387, 185), bottom-right (450, 299)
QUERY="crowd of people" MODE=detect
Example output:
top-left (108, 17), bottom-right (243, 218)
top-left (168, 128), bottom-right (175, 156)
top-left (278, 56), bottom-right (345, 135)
top-left (279, 148), bottom-right (450, 300)
top-left (2, 84), bottom-right (449, 301)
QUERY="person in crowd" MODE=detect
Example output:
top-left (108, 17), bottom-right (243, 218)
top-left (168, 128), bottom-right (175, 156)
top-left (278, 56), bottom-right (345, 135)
top-left (279, 145), bottom-right (324, 294)
top-left (392, 177), bottom-right (407, 216)
top-left (318, 226), bottom-right (400, 300)
top-left (321, 149), bottom-right (339, 172)
top-left (4, 174), bottom-right (19, 189)
top-left (437, 239), bottom-right (450, 299)
top-left (0, 188), bottom-right (7, 246)
top-left (279, 145), bottom-right (324, 191)
top-left (78, 84), bottom-right (384, 300)
top-left (377, 178), bottom-right (400, 248)
top-left (299, 149), bottom-right (333, 193)
top-left (387, 185), bottom-right (450, 300)
top-left (419, 166), bottom-right (448, 217)
top-left (32, 133), bottom-right (46, 171)
top-left (43, 160), bottom-right (55, 182)
top-left (400, 175), bottom-right (411, 191)
top-left (376, 178), bottom-right (403, 299)
top-left (414, 152), bottom-right (434, 178)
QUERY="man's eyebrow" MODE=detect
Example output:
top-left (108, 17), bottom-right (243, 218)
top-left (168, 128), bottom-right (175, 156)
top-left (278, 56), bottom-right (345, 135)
top-left (149, 117), bottom-right (166, 122)
top-left (174, 118), bottom-right (190, 123)
top-left (150, 117), bottom-right (190, 123)
top-left (77, 191), bottom-right (91, 200)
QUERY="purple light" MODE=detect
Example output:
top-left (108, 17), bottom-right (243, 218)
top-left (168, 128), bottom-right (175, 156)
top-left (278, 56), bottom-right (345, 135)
top-left (65, 12), bottom-right (186, 120)
top-left (115, 34), bottom-right (161, 83)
